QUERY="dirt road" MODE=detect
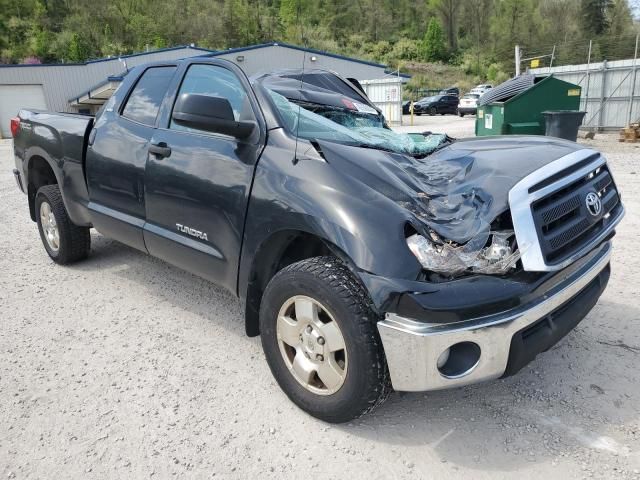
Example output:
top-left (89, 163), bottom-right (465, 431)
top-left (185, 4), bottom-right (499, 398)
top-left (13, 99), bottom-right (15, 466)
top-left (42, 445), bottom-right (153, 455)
top-left (1, 128), bottom-right (640, 479)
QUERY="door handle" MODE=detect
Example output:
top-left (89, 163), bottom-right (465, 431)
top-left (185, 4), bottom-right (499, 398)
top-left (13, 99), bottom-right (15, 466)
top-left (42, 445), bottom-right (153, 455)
top-left (149, 142), bottom-right (172, 159)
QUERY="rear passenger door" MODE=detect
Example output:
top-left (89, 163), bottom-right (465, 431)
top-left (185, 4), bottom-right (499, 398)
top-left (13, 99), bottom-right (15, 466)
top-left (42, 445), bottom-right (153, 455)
top-left (86, 65), bottom-right (176, 251)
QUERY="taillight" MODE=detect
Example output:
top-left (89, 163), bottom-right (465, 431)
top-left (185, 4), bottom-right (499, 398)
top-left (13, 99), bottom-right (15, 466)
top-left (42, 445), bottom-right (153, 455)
top-left (10, 117), bottom-right (20, 138)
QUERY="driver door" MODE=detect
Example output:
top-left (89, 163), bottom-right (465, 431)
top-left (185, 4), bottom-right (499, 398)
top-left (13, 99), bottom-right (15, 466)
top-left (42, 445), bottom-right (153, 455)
top-left (143, 60), bottom-right (264, 293)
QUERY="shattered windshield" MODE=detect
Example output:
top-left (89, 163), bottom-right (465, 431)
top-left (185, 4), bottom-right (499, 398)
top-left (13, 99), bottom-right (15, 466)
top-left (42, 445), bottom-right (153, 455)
top-left (260, 72), bottom-right (448, 157)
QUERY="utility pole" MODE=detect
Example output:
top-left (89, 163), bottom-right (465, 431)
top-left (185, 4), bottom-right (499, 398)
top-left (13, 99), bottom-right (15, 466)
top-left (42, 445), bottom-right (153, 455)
top-left (627, 34), bottom-right (639, 125)
top-left (584, 40), bottom-right (592, 125)
top-left (515, 45), bottom-right (521, 76)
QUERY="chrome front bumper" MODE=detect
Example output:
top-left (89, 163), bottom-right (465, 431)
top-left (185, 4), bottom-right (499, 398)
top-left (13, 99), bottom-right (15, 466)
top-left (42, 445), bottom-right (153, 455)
top-left (377, 242), bottom-right (612, 392)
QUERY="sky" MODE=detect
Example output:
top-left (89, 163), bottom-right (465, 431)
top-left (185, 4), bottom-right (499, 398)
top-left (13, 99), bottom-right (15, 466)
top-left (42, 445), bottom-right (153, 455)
top-left (630, 0), bottom-right (640, 20)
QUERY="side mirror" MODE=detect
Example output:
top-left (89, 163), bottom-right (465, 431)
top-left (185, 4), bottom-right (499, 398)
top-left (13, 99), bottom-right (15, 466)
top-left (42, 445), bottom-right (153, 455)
top-left (172, 93), bottom-right (255, 139)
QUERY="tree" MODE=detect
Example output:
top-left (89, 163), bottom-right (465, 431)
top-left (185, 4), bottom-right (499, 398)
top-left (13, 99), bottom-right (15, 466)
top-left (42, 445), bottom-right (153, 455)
top-left (538, 0), bottom-right (581, 46)
top-left (67, 33), bottom-right (92, 62)
top-left (489, 0), bottom-right (542, 64)
top-left (581, 0), bottom-right (611, 37)
top-left (0, 0), bottom-right (633, 69)
top-left (430, 0), bottom-right (462, 51)
top-left (602, 0), bottom-right (636, 59)
top-left (423, 18), bottom-right (447, 62)
top-left (461, 0), bottom-right (493, 74)
top-left (608, 0), bottom-right (635, 38)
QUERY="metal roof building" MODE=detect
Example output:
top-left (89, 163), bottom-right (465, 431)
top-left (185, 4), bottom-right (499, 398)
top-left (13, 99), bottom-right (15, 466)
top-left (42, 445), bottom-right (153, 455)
top-left (0, 45), bottom-right (213, 137)
top-left (0, 42), bottom-right (407, 137)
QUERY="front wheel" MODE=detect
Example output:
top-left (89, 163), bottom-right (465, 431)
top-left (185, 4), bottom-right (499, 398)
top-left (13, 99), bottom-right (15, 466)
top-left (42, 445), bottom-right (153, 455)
top-left (259, 256), bottom-right (390, 423)
top-left (35, 185), bottom-right (90, 264)
top-left (429, 107), bottom-right (437, 115)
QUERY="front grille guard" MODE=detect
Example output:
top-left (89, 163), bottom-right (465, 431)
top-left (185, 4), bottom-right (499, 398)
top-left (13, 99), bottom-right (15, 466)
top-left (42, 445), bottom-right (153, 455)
top-left (509, 149), bottom-right (624, 272)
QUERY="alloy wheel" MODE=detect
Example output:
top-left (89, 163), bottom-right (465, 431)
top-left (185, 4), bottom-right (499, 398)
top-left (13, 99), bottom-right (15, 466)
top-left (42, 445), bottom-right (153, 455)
top-left (40, 201), bottom-right (60, 251)
top-left (276, 295), bottom-right (348, 395)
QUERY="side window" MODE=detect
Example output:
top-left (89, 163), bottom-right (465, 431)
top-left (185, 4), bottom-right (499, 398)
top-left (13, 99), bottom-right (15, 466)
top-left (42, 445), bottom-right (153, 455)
top-left (170, 64), bottom-right (254, 134)
top-left (122, 66), bottom-right (176, 126)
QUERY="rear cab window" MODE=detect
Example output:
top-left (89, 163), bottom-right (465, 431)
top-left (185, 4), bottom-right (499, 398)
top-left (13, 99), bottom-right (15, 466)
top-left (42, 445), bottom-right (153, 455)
top-left (121, 66), bottom-right (176, 126)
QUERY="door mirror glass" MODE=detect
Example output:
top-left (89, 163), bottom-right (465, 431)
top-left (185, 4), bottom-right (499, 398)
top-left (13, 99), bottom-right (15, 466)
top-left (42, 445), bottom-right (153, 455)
top-left (172, 93), bottom-right (255, 138)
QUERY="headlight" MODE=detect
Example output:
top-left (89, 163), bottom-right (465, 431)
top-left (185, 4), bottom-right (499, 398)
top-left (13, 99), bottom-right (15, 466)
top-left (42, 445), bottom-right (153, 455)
top-left (406, 231), bottom-right (520, 276)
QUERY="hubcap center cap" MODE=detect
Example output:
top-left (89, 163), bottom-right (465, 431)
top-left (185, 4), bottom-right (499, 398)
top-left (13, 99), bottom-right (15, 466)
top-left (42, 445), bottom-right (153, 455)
top-left (300, 326), bottom-right (325, 358)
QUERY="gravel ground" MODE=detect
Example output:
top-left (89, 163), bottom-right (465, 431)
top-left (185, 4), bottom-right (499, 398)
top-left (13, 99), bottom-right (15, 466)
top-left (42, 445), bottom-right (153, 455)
top-left (2, 122), bottom-right (640, 479)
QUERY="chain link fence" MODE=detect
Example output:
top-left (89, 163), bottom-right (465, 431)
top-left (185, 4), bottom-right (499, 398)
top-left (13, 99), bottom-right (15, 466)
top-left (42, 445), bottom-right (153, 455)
top-left (525, 34), bottom-right (640, 130)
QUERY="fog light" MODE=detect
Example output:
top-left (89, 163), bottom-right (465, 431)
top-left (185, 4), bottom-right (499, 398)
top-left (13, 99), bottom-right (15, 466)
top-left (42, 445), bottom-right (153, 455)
top-left (437, 342), bottom-right (481, 379)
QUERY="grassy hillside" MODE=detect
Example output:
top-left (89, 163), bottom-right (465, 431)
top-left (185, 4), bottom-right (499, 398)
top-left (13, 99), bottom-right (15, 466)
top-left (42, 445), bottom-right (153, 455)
top-left (402, 62), bottom-right (486, 100)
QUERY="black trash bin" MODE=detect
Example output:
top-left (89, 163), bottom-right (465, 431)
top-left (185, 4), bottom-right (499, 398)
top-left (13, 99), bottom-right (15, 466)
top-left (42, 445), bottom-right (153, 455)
top-left (542, 110), bottom-right (586, 142)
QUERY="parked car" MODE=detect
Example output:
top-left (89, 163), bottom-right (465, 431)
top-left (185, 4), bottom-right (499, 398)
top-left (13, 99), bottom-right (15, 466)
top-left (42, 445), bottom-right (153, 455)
top-left (458, 93), bottom-right (480, 116)
top-left (413, 95), bottom-right (459, 115)
top-left (11, 57), bottom-right (624, 423)
top-left (439, 86), bottom-right (460, 96)
top-left (470, 83), bottom-right (493, 96)
top-left (402, 100), bottom-right (411, 114)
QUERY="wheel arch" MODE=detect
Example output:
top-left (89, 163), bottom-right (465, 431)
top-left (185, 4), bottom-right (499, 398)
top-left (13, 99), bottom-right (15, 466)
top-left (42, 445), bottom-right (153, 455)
top-left (26, 152), bottom-right (60, 221)
top-left (242, 229), bottom-right (358, 337)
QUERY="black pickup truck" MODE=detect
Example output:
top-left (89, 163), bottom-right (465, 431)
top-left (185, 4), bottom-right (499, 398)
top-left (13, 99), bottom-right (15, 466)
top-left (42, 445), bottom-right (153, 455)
top-left (12, 57), bottom-right (624, 423)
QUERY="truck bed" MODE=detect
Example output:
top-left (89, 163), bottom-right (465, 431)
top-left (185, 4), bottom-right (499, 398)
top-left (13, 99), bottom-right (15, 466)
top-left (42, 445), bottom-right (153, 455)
top-left (14, 110), bottom-right (93, 163)
top-left (13, 110), bottom-right (95, 226)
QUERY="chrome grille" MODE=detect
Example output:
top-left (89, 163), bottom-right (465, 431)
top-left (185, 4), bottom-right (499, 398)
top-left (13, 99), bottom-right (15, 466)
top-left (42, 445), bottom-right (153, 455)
top-left (509, 149), bottom-right (625, 272)
top-left (531, 164), bottom-right (620, 265)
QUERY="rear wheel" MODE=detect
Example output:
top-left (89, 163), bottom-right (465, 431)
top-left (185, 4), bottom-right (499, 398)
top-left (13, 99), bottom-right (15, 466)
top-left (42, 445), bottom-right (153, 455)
top-left (35, 185), bottom-right (90, 264)
top-left (259, 256), bottom-right (390, 423)
top-left (458, 111), bottom-right (465, 117)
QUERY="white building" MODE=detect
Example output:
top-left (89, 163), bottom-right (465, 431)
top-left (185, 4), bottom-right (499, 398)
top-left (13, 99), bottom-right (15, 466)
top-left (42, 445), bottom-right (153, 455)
top-left (0, 42), bottom-right (409, 137)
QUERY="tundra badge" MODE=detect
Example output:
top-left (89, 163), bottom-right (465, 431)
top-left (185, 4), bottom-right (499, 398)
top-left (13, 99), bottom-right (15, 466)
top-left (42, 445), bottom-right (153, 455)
top-left (176, 223), bottom-right (209, 241)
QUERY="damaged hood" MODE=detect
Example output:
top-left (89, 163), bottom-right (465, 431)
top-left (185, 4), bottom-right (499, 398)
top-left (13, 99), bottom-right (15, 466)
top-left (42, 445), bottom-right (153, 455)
top-left (317, 135), bottom-right (582, 244)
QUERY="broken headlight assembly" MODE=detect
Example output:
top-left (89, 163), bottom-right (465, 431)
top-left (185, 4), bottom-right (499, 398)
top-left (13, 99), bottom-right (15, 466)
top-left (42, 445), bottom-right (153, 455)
top-left (406, 230), bottom-right (521, 276)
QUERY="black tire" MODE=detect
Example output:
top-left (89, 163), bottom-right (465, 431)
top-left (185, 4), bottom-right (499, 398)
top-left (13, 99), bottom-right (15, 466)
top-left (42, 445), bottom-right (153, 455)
top-left (35, 185), bottom-right (90, 264)
top-left (429, 107), bottom-right (437, 115)
top-left (458, 112), bottom-right (465, 117)
top-left (259, 256), bottom-right (391, 423)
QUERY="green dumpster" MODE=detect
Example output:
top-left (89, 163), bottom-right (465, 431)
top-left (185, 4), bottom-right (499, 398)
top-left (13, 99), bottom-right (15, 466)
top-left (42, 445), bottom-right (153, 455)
top-left (476, 75), bottom-right (582, 136)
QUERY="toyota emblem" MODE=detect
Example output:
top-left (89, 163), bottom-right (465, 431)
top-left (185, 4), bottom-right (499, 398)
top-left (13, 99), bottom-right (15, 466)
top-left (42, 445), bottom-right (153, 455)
top-left (585, 192), bottom-right (602, 216)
